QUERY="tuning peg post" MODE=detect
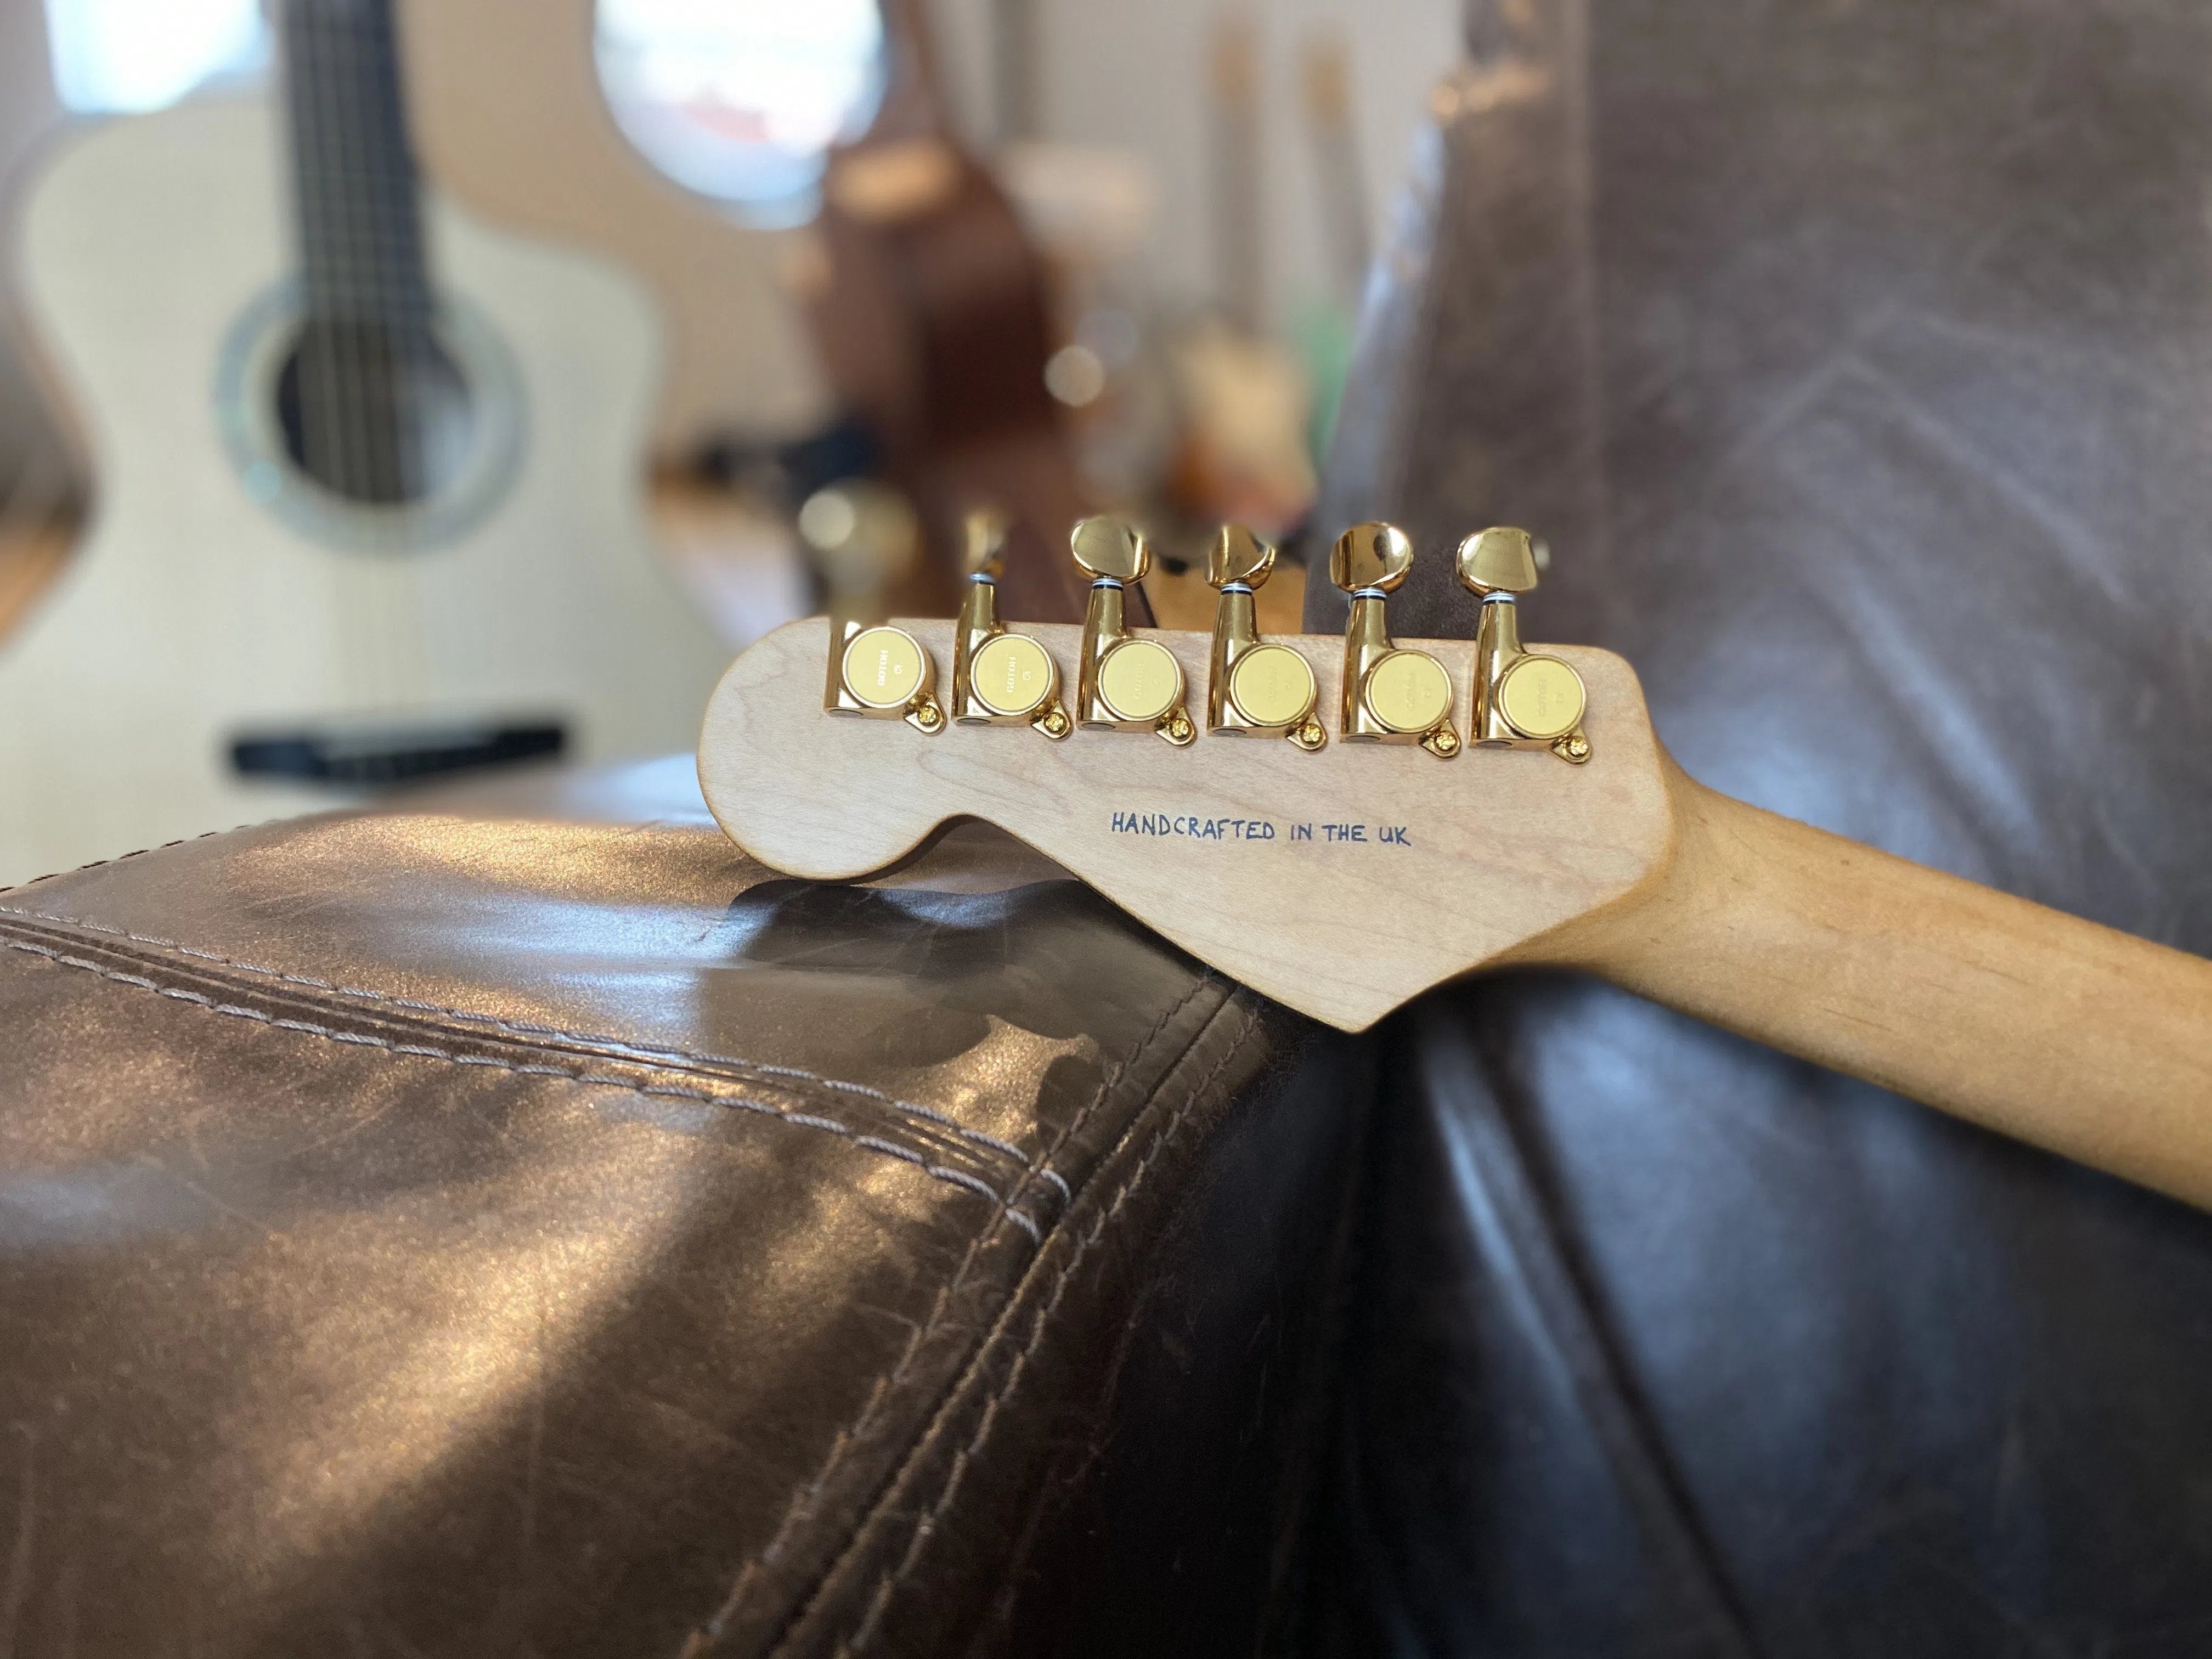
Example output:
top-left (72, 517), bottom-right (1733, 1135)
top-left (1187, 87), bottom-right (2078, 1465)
top-left (1071, 516), bottom-right (1194, 747)
top-left (1330, 522), bottom-right (1458, 758)
top-left (1205, 524), bottom-right (1323, 750)
top-left (949, 508), bottom-right (1070, 738)
top-left (1455, 526), bottom-right (1589, 763)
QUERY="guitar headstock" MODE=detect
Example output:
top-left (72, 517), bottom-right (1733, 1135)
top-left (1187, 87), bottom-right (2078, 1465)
top-left (698, 526), bottom-right (1672, 1030)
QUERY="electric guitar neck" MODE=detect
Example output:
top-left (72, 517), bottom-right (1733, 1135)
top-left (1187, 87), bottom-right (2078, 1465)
top-left (699, 516), bottom-right (2212, 1212)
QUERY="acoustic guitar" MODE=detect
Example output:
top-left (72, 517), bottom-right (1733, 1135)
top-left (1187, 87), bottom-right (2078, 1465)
top-left (0, 0), bottom-right (727, 888)
top-left (699, 518), bottom-right (2212, 1212)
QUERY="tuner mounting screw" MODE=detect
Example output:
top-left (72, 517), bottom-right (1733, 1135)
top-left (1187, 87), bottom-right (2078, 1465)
top-left (1034, 705), bottom-right (1073, 740)
top-left (1551, 732), bottom-right (1591, 764)
top-left (1158, 709), bottom-right (1198, 747)
top-left (1289, 718), bottom-right (1327, 752)
top-left (1420, 726), bottom-right (1462, 760)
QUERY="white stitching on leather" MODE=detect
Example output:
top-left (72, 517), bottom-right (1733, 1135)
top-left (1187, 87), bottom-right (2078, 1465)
top-left (0, 823), bottom-right (241, 899)
top-left (0, 904), bottom-right (1034, 1169)
top-left (4, 912), bottom-right (1220, 1654)
top-left (2, 934), bottom-right (1042, 1239)
top-left (832, 1002), bottom-right (1264, 1658)
top-left (688, 974), bottom-right (1219, 1655)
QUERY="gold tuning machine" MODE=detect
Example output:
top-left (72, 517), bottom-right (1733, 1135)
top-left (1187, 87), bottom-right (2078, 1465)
top-left (1329, 522), bottom-right (1459, 759)
top-left (1071, 516), bottom-right (1195, 747)
top-left (825, 618), bottom-right (946, 734)
top-left (949, 510), bottom-right (1072, 739)
top-left (1455, 527), bottom-right (1589, 764)
top-left (809, 479), bottom-right (942, 734)
top-left (1205, 525), bottom-right (1324, 751)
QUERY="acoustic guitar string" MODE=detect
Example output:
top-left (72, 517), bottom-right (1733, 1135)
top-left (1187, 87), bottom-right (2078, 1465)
top-left (375, 0), bottom-right (440, 706)
top-left (376, 0), bottom-right (453, 710)
top-left (294, 1), bottom-right (347, 702)
top-left (290, 0), bottom-right (447, 716)
top-left (288, 0), bottom-right (362, 706)
top-left (338, 0), bottom-right (397, 706)
top-left (335, 0), bottom-right (394, 705)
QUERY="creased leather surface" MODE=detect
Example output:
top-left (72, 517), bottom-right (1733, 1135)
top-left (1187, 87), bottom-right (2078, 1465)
top-left (0, 755), bottom-right (1357, 1656)
top-left (1305, 1), bottom-right (2212, 1654)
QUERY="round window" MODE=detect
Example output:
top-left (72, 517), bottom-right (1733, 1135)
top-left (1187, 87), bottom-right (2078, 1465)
top-left (594, 0), bottom-right (886, 226)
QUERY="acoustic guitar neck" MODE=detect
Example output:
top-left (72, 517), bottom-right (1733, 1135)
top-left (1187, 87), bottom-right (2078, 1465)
top-left (279, 0), bottom-right (462, 508)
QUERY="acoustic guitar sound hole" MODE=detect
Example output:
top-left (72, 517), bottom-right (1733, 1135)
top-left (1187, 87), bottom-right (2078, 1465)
top-left (274, 319), bottom-right (476, 507)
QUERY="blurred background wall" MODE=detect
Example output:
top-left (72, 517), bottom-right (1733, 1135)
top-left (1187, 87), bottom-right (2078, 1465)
top-left (927, 0), bottom-right (1456, 317)
top-left (0, 0), bottom-right (1462, 881)
top-left (0, 0), bottom-right (1459, 495)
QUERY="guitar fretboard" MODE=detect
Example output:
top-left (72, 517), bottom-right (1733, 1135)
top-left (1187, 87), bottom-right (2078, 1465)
top-left (278, 0), bottom-right (464, 509)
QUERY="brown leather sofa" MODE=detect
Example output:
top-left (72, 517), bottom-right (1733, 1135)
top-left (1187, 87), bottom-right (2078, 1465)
top-left (5, 1), bottom-right (2211, 1655)
top-left (1300, 2), bottom-right (2212, 1654)
top-left (0, 758), bottom-right (1363, 1655)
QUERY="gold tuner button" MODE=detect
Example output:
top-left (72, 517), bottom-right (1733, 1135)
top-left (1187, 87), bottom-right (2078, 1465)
top-left (1074, 516), bottom-right (1193, 744)
top-left (1455, 524), bottom-right (1540, 597)
top-left (1206, 523), bottom-right (1322, 749)
top-left (830, 622), bottom-right (945, 734)
top-left (1071, 515), bottom-right (1150, 584)
top-left (1453, 524), bottom-right (1590, 762)
top-left (1330, 520), bottom-right (1457, 758)
top-left (1328, 520), bottom-right (1414, 594)
top-left (1207, 523), bottom-right (1276, 588)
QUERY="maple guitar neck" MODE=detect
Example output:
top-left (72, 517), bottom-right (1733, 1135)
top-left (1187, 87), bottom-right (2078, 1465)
top-left (1528, 766), bottom-right (2212, 1209)
top-left (700, 617), bottom-right (2212, 1211)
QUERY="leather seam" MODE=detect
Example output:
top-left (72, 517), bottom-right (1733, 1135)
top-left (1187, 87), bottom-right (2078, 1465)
top-left (0, 929), bottom-right (1043, 1242)
top-left (0, 903), bottom-right (1034, 1170)
top-left (826, 997), bottom-right (1266, 1659)
top-left (685, 972), bottom-right (1222, 1658)
top-left (0, 823), bottom-right (247, 898)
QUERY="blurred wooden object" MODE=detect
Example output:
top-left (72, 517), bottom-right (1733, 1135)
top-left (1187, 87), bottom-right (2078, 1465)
top-left (0, 515), bottom-right (74, 646)
top-left (1301, 29), bottom-right (1371, 306)
top-left (1165, 14), bottom-right (1314, 538)
top-left (647, 472), bottom-right (809, 649)
top-left (0, 425), bottom-right (81, 648)
top-left (396, 0), bottom-right (832, 461)
top-left (1143, 553), bottom-right (1306, 634)
top-left (801, 0), bottom-right (1132, 628)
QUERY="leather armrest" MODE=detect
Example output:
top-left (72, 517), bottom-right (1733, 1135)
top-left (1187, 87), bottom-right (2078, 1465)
top-left (0, 757), bottom-right (1365, 1656)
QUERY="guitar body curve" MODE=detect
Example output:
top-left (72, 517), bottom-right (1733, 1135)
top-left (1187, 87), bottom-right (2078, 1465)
top-left (0, 98), bottom-right (729, 886)
top-left (396, 0), bottom-right (834, 458)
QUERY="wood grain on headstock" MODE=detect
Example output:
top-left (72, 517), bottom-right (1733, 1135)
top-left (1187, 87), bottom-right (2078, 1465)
top-left (699, 617), bottom-right (1668, 1031)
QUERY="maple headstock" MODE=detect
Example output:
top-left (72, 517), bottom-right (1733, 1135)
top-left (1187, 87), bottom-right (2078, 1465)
top-left (697, 616), bottom-right (1671, 1031)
